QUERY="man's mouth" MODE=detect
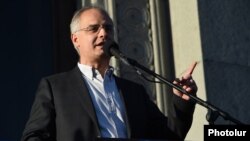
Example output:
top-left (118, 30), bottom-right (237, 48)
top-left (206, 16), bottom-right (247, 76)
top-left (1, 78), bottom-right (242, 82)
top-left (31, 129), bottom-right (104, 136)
top-left (95, 42), bottom-right (104, 47)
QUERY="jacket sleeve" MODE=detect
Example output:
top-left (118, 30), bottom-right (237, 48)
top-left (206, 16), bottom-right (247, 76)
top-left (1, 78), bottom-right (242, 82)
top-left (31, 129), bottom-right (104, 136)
top-left (142, 86), bottom-right (196, 140)
top-left (21, 78), bottom-right (56, 141)
top-left (167, 94), bottom-right (196, 139)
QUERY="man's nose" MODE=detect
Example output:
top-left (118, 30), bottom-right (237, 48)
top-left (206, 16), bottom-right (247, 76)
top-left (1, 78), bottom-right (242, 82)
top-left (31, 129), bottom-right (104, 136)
top-left (97, 26), bottom-right (110, 38)
top-left (98, 27), bottom-right (107, 34)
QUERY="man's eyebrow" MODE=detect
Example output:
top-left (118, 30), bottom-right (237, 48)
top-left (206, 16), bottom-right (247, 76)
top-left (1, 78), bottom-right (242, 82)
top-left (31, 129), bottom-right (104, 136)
top-left (87, 24), bottom-right (99, 26)
top-left (87, 23), bottom-right (112, 26)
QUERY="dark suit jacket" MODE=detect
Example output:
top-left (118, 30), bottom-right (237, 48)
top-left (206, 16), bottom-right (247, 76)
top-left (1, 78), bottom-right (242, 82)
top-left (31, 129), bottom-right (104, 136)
top-left (21, 66), bottom-right (195, 141)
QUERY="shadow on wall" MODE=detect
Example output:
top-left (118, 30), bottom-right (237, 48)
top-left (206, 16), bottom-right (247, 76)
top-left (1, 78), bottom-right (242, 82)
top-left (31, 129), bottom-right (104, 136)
top-left (198, 0), bottom-right (250, 124)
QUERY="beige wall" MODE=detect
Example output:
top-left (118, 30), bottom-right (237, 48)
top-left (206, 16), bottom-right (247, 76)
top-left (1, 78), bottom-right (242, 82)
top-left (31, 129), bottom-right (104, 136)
top-left (169, 0), bottom-right (208, 140)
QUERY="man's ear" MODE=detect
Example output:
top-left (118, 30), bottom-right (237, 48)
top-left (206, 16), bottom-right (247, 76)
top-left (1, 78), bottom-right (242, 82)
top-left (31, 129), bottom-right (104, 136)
top-left (71, 34), bottom-right (79, 47)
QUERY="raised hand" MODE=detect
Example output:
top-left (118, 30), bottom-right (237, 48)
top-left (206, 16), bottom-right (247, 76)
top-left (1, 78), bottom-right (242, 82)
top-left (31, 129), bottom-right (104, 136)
top-left (173, 62), bottom-right (198, 100)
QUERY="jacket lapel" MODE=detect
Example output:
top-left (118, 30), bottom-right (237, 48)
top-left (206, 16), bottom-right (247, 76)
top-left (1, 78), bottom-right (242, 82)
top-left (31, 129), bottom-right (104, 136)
top-left (69, 66), bottom-right (101, 136)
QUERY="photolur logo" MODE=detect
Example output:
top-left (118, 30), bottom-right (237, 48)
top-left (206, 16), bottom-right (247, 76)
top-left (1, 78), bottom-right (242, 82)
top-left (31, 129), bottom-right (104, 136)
top-left (204, 125), bottom-right (250, 141)
top-left (208, 129), bottom-right (247, 136)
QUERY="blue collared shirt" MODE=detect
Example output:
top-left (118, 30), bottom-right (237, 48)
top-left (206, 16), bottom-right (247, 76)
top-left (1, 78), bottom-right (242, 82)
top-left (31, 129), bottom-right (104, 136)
top-left (78, 63), bottom-right (127, 138)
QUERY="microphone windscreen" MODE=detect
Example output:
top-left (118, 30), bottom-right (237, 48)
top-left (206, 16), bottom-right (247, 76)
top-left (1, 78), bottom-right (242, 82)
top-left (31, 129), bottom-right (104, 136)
top-left (104, 41), bottom-right (119, 57)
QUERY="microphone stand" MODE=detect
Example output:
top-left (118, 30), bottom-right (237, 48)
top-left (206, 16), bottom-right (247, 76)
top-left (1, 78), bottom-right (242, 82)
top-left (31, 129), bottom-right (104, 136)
top-left (118, 57), bottom-right (245, 125)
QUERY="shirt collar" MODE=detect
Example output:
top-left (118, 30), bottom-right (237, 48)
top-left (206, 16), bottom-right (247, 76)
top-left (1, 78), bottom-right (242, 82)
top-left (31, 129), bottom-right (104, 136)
top-left (77, 63), bottom-right (114, 80)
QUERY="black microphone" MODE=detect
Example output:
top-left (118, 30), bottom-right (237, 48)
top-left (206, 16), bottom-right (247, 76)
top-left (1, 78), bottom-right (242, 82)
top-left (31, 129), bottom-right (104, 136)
top-left (104, 41), bottom-right (131, 66)
top-left (104, 41), bottom-right (118, 57)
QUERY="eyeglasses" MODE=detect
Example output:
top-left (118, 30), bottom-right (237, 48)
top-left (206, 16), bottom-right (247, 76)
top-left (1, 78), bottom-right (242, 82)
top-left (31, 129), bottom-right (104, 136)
top-left (75, 24), bottom-right (114, 34)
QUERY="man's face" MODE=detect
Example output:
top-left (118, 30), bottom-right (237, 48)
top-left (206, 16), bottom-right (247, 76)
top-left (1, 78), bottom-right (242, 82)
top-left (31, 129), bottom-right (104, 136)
top-left (71, 9), bottom-right (114, 63)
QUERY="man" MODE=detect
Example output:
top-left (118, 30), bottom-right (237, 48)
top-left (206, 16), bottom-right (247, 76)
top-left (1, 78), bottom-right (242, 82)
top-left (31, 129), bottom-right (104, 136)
top-left (21, 6), bottom-right (198, 141)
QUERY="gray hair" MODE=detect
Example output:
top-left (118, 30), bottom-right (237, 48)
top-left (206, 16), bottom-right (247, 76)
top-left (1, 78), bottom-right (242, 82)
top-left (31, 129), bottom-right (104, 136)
top-left (70, 6), bottom-right (110, 34)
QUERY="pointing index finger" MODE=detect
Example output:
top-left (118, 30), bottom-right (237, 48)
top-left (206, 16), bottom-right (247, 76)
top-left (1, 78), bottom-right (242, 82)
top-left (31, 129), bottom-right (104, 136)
top-left (185, 61), bottom-right (197, 75)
